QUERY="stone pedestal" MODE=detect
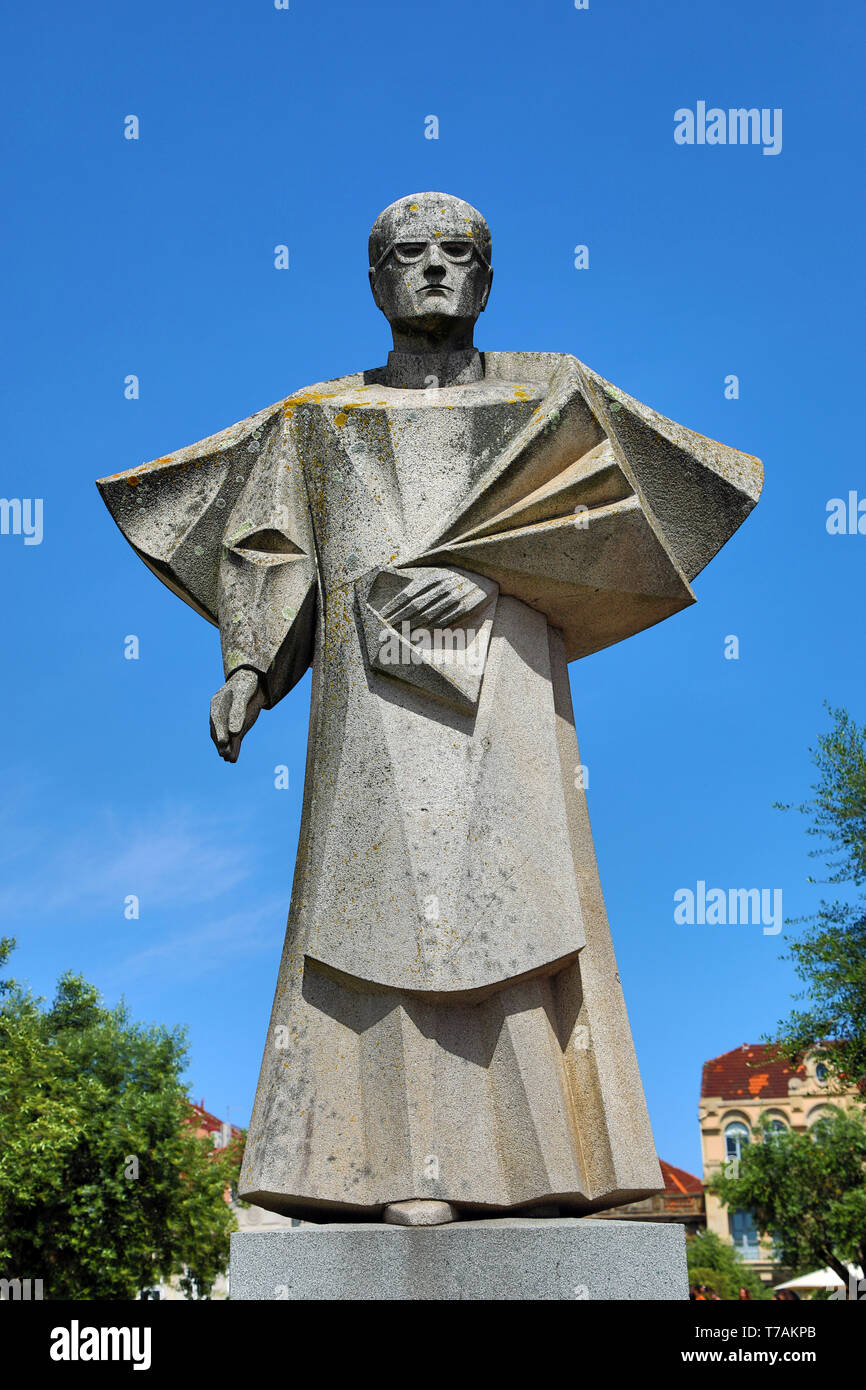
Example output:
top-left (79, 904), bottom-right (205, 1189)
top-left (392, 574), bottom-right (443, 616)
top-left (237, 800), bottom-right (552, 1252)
top-left (229, 1217), bottom-right (688, 1301)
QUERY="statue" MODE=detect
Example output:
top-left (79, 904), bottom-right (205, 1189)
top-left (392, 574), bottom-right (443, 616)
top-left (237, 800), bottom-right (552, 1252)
top-left (98, 192), bottom-right (762, 1228)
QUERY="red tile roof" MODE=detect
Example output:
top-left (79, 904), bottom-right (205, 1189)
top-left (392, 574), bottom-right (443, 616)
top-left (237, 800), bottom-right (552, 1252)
top-left (187, 1101), bottom-right (243, 1150)
top-left (660, 1159), bottom-right (703, 1195)
top-left (701, 1044), bottom-right (805, 1101)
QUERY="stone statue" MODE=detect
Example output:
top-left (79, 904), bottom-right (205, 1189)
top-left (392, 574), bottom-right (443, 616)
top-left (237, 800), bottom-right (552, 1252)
top-left (98, 192), bottom-right (762, 1228)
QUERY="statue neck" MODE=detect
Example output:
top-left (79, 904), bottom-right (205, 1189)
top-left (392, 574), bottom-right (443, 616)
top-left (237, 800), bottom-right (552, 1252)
top-left (384, 347), bottom-right (483, 390)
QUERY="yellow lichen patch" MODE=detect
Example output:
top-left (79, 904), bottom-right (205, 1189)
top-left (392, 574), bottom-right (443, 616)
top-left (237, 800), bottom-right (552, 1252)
top-left (334, 413), bottom-right (348, 428)
top-left (127, 476), bottom-right (140, 486)
top-left (283, 389), bottom-right (343, 409)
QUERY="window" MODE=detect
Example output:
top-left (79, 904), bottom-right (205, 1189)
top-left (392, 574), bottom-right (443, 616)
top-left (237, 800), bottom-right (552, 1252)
top-left (729, 1209), bottom-right (761, 1262)
top-left (816, 1062), bottom-right (828, 1083)
top-left (807, 1105), bottom-right (832, 1129)
top-left (762, 1114), bottom-right (787, 1139)
top-left (724, 1121), bottom-right (750, 1162)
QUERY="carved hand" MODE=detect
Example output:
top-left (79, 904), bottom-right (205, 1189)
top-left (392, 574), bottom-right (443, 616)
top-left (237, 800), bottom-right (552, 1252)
top-left (209, 668), bottom-right (265, 763)
top-left (378, 570), bottom-right (487, 630)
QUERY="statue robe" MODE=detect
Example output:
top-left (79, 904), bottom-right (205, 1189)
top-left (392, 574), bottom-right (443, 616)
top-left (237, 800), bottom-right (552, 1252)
top-left (98, 351), bottom-right (761, 1217)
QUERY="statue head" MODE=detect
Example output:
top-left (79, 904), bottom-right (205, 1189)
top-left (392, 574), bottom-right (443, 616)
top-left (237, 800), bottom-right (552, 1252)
top-left (369, 192), bottom-right (493, 352)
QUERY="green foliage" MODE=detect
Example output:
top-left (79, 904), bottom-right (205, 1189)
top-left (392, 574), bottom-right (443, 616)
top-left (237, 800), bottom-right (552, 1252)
top-left (709, 1107), bottom-right (866, 1284)
top-left (0, 945), bottom-right (238, 1299)
top-left (221, 1130), bottom-right (248, 1207)
top-left (769, 705), bottom-right (866, 1090)
top-left (790, 705), bottom-right (866, 887)
top-left (686, 1229), bottom-right (769, 1300)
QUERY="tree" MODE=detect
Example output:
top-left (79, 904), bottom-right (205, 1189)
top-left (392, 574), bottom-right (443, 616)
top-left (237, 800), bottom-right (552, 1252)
top-left (709, 1107), bottom-right (866, 1285)
top-left (0, 938), bottom-right (238, 1299)
top-left (686, 1228), bottom-right (769, 1300)
top-left (769, 705), bottom-right (866, 1091)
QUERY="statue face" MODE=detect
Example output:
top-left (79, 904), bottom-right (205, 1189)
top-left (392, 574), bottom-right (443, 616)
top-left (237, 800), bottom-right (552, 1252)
top-left (369, 196), bottom-right (493, 338)
top-left (371, 236), bottom-right (492, 331)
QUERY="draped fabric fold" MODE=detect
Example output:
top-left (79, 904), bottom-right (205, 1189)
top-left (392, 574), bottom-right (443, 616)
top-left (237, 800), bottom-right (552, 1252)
top-left (97, 351), bottom-right (762, 1218)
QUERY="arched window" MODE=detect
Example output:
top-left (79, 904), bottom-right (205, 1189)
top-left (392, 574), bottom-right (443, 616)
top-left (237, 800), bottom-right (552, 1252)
top-left (762, 1113), bottom-right (788, 1139)
top-left (724, 1121), bottom-right (750, 1162)
top-left (815, 1062), bottom-right (829, 1083)
top-left (806, 1104), bottom-right (833, 1131)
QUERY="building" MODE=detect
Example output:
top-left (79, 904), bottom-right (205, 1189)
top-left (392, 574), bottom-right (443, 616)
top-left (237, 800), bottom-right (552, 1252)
top-left (188, 1099), bottom-right (242, 1153)
top-left (594, 1159), bottom-right (705, 1232)
top-left (142, 1102), bottom-right (300, 1300)
top-left (699, 1043), bottom-right (855, 1283)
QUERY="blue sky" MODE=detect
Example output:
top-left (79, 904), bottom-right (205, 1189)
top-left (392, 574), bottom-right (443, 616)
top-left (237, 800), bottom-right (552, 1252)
top-left (1, 0), bottom-right (863, 1176)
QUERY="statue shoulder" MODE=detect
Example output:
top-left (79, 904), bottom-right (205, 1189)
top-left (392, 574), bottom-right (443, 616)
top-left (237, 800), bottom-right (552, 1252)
top-left (95, 390), bottom-right (311, 626)
top-left (97, 367), bottom-right (375, 489)
top-left (481, 350), bottom-right (576, 387)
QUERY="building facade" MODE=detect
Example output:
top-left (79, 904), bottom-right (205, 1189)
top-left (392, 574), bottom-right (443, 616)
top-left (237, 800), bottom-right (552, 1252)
top-left (594, 1159), bottom-right (705, 1232)
top-left (699, 1043), bottom-right (854, 1283)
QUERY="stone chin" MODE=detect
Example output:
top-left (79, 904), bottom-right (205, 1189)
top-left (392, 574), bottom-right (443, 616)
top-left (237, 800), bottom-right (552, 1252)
top-left (389, 306), bottom-right (477, 336)
top-left (376, 285), bottom-right (489, 340)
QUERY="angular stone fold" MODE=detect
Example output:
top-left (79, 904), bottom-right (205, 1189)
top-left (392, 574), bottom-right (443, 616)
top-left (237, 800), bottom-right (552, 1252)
top-left (97, 349), bottom-right (761, 1221)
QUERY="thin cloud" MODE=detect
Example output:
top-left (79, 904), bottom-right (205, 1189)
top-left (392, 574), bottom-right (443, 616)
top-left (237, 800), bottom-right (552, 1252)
top-left (0, 804), bottom-right (257, 924)
top-left (103, 897), bottom-right (287, 988)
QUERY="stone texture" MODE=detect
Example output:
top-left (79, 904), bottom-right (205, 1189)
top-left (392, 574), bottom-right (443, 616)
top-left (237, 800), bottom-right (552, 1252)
top-left (97, 191), bottom-right (762, 1231)
top-left (228, 1218), bottom-right (689, 1301)
top-left (383, 1199), bottom-right (457, 1226)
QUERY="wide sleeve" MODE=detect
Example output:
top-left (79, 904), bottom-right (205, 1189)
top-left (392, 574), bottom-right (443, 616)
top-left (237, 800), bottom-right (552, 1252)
top-left (97, 398), bottom-right (317, 706)
top-left (217, 412), bottom-right (317, 708)
top-left (413, 354), bottom-right (762, 662)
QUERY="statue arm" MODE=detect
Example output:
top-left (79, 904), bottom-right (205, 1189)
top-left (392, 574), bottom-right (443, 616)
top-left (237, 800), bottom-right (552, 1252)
top-left (210, 550), bottom-right (317, 761)
top-left (96, 397), bottom-right (317, 763)
top-left (210, 422), bottom-right (318, 760)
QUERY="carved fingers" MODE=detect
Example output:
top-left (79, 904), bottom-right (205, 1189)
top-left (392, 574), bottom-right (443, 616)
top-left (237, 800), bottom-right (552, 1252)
top-left (378, 571), bottom-right (487, 630)
top-left (210, 668), bottom-right (264, 763)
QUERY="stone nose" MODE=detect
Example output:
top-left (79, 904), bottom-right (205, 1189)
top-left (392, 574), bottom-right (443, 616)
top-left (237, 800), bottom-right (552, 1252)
top-left (422, 243), bottom-right (447, 277)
